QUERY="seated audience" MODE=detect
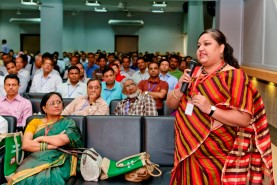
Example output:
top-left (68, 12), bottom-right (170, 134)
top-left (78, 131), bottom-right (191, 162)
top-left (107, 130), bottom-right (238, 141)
top-left (169, 55), bottom-right (183, 79)
top-left (159, 58), bottom-right (178, 91)
top-left (101, 67), bottom-right (125, 105)
top-left (0, 74), bottom-right (32, 131)
top-left (57, 66), bottom-right (86, 98)
top-left (63, 55), bottom-right (80, 79)
top-left (85, 52), bottom-right (98, 78)
top-left (0, 75), bottom-right (5, 96)
top-left (132, 57), bottom-right (149, 84)
top-left (0, 53), bottom-right (12, 76)
top-left (30, 52), bottom-right (62, 93)
top-left (5, 61), bottom-right (30, 94)
top-left (0, 115), bottom-right (8, 133)
top-left (76, 62), bottom-right (90, 84)
top-left (62, 78), bottom-right (109, 115)
top-left (7, 92), bottom-right (83, 184)
top-left (121, 56), bottom-right (135, 77)
top-left (111, 63), bottom-right (126, 82)
top-left (137, 62), bottom-right (168, 115)
top-left (92, 55), bottom-right (107, 81)
top-left (30, 53), bottom-right (42, 79)
top-left (114, 78), bottom-right (158, 116)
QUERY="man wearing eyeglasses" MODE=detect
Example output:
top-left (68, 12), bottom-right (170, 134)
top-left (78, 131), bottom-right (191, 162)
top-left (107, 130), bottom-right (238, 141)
top-left (0, 74), bottom-right (32, 131)
top-left (61, 78), bottom-right (109, 115)
top-left (114, 78), bottom-right (158, 116)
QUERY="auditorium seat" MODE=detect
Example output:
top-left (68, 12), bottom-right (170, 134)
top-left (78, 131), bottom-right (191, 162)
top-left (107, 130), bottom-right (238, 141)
top-left (109, 99), bottom-right (121, 115)
top-left (85, 115), bottom-right (142, 160)
top-left (143, 116), bottom-right (175, 166)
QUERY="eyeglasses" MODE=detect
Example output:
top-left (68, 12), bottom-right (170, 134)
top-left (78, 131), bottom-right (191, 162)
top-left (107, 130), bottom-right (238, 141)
top-left (124, 83), bottom-right (135, 90)
top-left (47, 100), bottom-right (62, 107)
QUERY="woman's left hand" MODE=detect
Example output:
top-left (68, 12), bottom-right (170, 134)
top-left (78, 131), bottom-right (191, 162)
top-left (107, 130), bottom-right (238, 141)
top-left (192, 93), bottom-right (211, 114)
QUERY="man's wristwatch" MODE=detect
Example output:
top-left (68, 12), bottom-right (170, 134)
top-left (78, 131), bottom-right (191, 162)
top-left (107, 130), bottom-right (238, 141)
top-left (208, 106), bottom-right (216, 117)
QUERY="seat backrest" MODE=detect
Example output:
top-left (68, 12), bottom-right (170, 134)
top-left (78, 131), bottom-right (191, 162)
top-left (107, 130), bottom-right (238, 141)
top-left (143, 116), bottom-right (175, 166)
top-left (26, 115), bottom-right (86, 145)
top-left (109, 99), bottom-right (121, 115)
top-left (23, 92), bottom-right (47, 99)
top-left (2, 115), bottom-right (17, 133)
top-left (163, 100), bottom-right (175, 116)
top-left (85, 115), bottom-right (142, 160)
top-left (63, 98), bottom-right (74, 108)
top-left (29, 98), bottom-right (42, 114)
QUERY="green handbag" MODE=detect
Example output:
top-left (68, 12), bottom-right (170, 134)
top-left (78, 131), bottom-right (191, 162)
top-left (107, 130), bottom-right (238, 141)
top-left (100, 152), bottom-right (157, 180)
top-left (0, 132), bottom-right (24, 181)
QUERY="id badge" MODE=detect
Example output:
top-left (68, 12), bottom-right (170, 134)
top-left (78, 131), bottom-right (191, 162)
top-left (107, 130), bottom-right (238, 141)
top-left (185, 102), bottom-right (194, 116)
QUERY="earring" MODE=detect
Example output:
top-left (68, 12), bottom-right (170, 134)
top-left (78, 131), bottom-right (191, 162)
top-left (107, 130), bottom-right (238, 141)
top-left (220, 53), bottom-right (223, 59)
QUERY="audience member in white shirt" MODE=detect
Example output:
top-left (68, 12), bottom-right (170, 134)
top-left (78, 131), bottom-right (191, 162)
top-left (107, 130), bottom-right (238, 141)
top-left (0, 75), bottom-right (4, 96)
top-left (15, 55), bottom-right (31, 82)
top-left (57, 66), bottom-right (86, 98)
top-left (0, 115), bottom-right (8, 133)
top-left (76, 63), bottom-right (90, 84)
top-left (30, 52), bottom-right (62, 93)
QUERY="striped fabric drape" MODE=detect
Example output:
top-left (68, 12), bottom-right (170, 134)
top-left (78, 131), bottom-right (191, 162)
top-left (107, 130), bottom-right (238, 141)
top-left (170, 68), bottom-right (274, 185)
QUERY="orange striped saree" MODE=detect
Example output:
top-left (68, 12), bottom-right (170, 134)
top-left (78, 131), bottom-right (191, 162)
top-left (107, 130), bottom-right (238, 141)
top-left (170, 68), bottom-right (274, 185)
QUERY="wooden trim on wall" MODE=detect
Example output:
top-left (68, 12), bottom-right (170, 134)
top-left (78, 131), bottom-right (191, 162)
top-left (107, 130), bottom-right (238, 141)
top-left (241, 66), bottom-right (277, 84)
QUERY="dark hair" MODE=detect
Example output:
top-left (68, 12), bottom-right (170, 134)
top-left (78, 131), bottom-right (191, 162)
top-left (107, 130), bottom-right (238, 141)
top-left (199, 29), bottom-right (239, 69)
top-left (87, 78), bottom-right (102, 87)
top-left (40, 92), bottom-right (63, 114)
top-left (67, 65), bottom-right (80, 73)
top-left (98, 55), bottom-right (107, 62)
top-left (148, 61), bottom-right (160, 68)
top-left (169, 55), bottom-right (180, 63)
top-left (19, 54), bottom-right (28, 63)
top-left (102, 67), bottom-right (114, 76)
top-left (4, 74), bottom-right (20, 84)
top-left (4, 60), bottom-right (15, 67)
top-left (2, 39), bottom-right (7, 44)
top-left (42, 52), bottom-right (54, 65)
top-left (160, 58), bottom-right (170, 65)
top-left (137, 57), bottom-right (145, 62)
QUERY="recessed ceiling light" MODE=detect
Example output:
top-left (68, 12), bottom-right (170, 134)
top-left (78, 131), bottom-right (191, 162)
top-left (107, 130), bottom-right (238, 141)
top-left (94, 7), bottom-right (107, 12)
top-left (152, 2), bottom-right (167, 8)
top-left (85, 1), bottom-right (101, 7)
top-left (152, 9), bottom-right (164, 13)
top-left (21, 0), bottom-right (37, 6)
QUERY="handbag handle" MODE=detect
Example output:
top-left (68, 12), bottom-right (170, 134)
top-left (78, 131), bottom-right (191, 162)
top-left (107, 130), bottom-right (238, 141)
top-left (14, 132), bottom-right (24, 165)
top-left (146, 163), bottom-right (162, 177)
top-left (116, 152), bottom-right (148, 167)
top-left (57, 147), bottom-right (97, 161)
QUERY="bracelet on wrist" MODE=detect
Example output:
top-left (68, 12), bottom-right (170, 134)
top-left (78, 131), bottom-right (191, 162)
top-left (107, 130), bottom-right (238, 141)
top-left (172, 89), bottom-right (183, 99)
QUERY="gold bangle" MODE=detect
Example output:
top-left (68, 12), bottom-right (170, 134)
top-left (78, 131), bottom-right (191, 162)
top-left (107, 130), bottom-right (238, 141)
top-left (172, 89), bottom-right (182, 99)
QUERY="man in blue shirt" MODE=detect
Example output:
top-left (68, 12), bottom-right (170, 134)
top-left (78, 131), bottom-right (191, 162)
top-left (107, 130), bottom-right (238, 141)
top-left (85, 52), bottom-right (99, 78)
top-left (101, 67), bottom-right (125, 105)
top-left (159, 58), bottom-right (178, 91)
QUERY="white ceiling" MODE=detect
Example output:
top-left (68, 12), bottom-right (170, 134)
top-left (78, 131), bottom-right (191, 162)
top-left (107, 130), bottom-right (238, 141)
top-left (0, 0), bottom-right (214, 13)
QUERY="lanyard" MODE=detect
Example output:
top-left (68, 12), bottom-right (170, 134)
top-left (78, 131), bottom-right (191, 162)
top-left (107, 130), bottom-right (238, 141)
top-left (41, 76), bottom-right (50, 88)
top-left (68, 84), bottom-right (78, 98)
top-left (77, 100), bottom-right (90, 112)
top-left (148, 82), bottom-right (157, 92)
top-left (189, 62), bottom-right (226, 98)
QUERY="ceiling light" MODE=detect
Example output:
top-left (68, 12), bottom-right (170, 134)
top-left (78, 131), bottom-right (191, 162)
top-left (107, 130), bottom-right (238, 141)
top-left (152, 9), bottom-right (164, 13)
top-left (152, 2), bottom-right (167, 8)
top-left (85, 1), bottom-right (100, 6)
top-left (94, 7), bottom-right (107, 12)
top-left (21, 0), bottom-right (37, 6)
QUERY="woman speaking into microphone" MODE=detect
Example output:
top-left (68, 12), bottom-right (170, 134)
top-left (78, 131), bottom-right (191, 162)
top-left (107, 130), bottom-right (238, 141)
top-left (166, 29), bottom-right (274, 185)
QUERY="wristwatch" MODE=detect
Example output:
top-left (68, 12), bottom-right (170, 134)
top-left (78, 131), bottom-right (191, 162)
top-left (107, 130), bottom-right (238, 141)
top-left (144, 91), bottom-right (148, 95)
top-left (208, 106), bottom-right (216, 117)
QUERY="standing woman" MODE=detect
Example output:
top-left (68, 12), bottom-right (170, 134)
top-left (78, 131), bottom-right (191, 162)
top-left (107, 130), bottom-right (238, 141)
top-left (8, 92), bottom-right (83, 185)
top-left (167, 29), bottom-right (274, 185)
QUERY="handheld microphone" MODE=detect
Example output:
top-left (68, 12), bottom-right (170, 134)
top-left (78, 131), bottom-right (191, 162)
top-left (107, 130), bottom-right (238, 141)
top-left (180, 60), bottom-right (198, 93)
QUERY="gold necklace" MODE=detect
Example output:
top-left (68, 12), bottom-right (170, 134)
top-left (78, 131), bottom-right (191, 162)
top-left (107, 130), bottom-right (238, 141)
top-left (202, 62), bottom-right (227, 75)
